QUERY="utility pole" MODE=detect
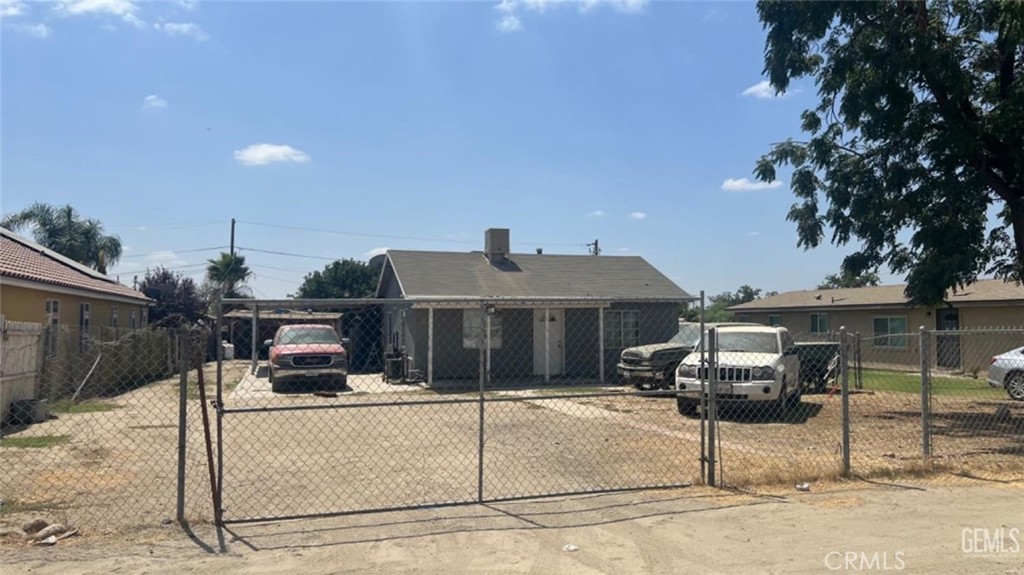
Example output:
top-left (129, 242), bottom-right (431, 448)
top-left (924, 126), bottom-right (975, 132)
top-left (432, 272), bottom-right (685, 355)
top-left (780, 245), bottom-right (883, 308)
top-left (587, 239), bottom-right (600, 256)
top-left (230, 218), bottom-right (236, 257)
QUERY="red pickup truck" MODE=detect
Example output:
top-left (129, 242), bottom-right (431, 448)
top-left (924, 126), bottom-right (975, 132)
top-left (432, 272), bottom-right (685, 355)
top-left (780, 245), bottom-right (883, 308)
top-left (265, 324), bottom-right (348, 392)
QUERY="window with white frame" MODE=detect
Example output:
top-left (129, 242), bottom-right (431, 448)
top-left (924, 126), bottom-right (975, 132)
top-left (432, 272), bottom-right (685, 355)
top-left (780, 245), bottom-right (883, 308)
top-left (111, 306), bottom-right (119, 328)
top-left (873, 316), bottom-right (909, 347)
top-left (810, 313), bottom-right (829, 333)
top-left (768, 314), bottom-right (781, 327)
top-left (604, 309), bottom-right (639, 348)
top-left (463, 308), bottom-right (502, 349)
top-left (79, 302), bottom-right (91, 352)
top-left (45, 299), bottom-right (60, 357)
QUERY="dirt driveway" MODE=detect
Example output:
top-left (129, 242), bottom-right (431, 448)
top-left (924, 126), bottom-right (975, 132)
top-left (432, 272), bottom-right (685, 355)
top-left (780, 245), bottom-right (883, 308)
top-left (3, 479), bottom-right (1022, 575)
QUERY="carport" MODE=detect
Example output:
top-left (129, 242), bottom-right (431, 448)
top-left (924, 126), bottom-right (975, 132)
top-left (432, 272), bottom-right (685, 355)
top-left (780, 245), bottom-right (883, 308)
top-left (224, 308), bottom-right (344, 365)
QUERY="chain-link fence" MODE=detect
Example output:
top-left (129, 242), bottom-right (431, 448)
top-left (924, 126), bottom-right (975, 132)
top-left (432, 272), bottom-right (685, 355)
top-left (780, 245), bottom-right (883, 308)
top-left (2, 303), bottom-right (1022, 534)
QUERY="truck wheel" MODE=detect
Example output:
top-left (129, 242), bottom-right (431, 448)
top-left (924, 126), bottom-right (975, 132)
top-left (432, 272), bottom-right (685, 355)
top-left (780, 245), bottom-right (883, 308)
top-left (676, 397), bottom-right (698, 417)
top-left (787, 380), bottom-right (802, 407)
top-left (773, 381), bottom-right (789, 417)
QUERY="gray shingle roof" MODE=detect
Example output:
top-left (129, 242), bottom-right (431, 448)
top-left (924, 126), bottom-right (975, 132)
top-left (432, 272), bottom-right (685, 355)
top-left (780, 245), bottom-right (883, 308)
top-left (729, 278), bottom-right (1024, 311)
top-left (383, 250), bottom-right (692, 301)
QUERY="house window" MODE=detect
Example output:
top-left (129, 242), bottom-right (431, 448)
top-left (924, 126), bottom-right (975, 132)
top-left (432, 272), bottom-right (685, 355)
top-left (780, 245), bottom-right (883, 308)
top-left (45, 299), bottom-right (60, 357)
top-left (111, 306), bottom-right (119, 328)
top-left (604, 310), bottom-right (639, 349)
top-left (737, 314), bottom-right (750, 322)
top-left (463, 309), bottom-right (502, 349)
top-left (768, 314), bottom-right (781, 327)
top-left (873, 317), bottom-right (909, 348)
top-left (79, 302), bottom-right (91, 352)
top-left (142, 307), bottom-right (148, 326)
top-left (130, 309), bottom-right (138, 329)
top-left (810, 313), bottom-right (829, 333)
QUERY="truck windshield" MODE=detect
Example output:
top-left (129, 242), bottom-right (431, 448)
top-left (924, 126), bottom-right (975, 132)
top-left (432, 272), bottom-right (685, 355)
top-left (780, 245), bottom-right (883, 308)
top-left (278, 327), bottom-right (340, 345)
top-left (707, 332), bottom-right (780, 354)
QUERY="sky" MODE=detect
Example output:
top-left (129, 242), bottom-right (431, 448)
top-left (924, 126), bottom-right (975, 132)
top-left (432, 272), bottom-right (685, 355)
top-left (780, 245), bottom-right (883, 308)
top-left (1, 0), bottom-right (899, 300)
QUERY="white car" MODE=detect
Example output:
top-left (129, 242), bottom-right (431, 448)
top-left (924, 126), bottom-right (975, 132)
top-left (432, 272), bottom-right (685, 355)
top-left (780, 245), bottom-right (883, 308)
top-left (988, 346), bottom-right (1024, 401)
top-left (675, 325), bottom-right (801, 416)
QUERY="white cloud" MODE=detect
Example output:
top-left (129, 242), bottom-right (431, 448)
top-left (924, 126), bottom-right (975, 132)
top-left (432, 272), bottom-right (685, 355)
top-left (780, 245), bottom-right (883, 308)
top-left (174, 0), bottom-right (198, 10)
top-left (56, 0), bottom-right (145, 28)
top-left (10, 22), bottom-right (51, 38)
top-left (136, 226), bottom-right (147, 231)
top-left (586, 210), bottom-right (605, 217)
top-left (1, 0), bottom-right (28, 17)
top-left (154, 21), bottom-right (208, 41)
top-left (141, 94), bottom-right (167, 109)
top-left (741, 80), bottom-right (800, 99)
top-left (747, 231), bottom-right (760, 237)
top-left (616, 247), bottom-right (630, 253)
top-left (630, 211), bottom-right (647, 220)
top-left (365, 247), bottom-right (389, 260)
top-left (234, 143), bottom-right (310, 166)
top-left (144, 250), bottom-right (187, 268)
top-left (494, 0), bottom-right (647, 32)
top-left (721, 178), bottom-right (784, 192)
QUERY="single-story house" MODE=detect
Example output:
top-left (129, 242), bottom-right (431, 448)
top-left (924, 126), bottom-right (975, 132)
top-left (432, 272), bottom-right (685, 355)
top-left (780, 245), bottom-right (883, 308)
top-left (1, 226), bottom-right (152, 421)
top-left (0, 226), bottom-right (152, 344)
top-left (376, 228), bottom-right (693, 386)
top-left (728, 279), bottom-right (1024, 372)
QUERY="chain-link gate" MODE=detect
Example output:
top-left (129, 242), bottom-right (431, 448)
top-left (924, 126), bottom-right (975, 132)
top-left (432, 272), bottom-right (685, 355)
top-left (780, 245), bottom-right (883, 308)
top-left (212, 297), bottom-right (701, 523)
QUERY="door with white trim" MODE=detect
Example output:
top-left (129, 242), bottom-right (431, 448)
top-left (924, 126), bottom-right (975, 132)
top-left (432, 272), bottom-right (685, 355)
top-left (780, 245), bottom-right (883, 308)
top-left (533, 309), bottom-right (564, 376)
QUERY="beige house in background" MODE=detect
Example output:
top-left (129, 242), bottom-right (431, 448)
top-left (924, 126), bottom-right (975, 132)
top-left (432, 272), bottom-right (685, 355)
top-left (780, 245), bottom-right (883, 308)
top-left (0, 227), bottom-right (152, 351)
top-left (729, 279), bottom-right (1024, 373)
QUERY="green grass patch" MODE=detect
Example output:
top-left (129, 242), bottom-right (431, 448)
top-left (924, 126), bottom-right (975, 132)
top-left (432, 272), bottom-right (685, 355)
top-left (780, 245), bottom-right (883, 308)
top-left (0, 435), bottom-right (70, 449)
top-left (48, 399), bottom-right (121, 413)
top-left (859, 369), bottom-right (1005, 398)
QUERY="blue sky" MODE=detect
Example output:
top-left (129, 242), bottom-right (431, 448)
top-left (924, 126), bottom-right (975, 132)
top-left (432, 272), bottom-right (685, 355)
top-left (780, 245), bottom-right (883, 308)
top-left (2, 0), bottom-right (890, 299)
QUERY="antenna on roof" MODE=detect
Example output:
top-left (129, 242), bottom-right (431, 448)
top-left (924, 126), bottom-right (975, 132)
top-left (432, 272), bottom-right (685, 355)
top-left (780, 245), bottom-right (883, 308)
top-left (586, 239), bottom-right (600, 256)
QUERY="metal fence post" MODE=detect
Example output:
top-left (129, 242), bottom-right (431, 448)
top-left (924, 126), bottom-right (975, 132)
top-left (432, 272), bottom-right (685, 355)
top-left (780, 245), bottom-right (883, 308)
top-left (215, 299), bottom-right (225, 525)
top-left (706, 327), bottom-right (717, 487)
top-left (698, 291), bottom-right (706, 483)
top-left (840, 327), bottom-right (850, 476)
top-left (920, 326), bottom-right (931, 461)
top-left (176, 330), bottom-right (188, 523)
top-left (477, 303), bottom-right (487, 502)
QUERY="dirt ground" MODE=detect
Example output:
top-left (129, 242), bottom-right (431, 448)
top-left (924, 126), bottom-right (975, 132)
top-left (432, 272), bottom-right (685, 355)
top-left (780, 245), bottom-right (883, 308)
top-left (2, 479), bottom-right (1022, 575)
top-left (1, 362), bottom-right (1022, 532)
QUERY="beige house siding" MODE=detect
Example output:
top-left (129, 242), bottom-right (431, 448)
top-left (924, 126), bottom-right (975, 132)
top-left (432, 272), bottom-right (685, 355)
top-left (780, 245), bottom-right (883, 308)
top-left (735, 304), bottom-right (1023, 373)
top-left (0, 283), bottom-right (148, 331)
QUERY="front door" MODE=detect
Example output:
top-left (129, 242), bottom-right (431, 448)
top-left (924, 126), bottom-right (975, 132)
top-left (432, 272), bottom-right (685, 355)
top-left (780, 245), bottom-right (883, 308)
top-left (935, 308), bottom-right (961, 369)
top-left (533, 309), bottom-right (564, 377)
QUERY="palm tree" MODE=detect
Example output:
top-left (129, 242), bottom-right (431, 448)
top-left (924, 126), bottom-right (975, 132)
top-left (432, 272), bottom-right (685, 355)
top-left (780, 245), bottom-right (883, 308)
top-left (206, 252), bottom-right (253, 298)
top-left (1, 203), bottom-right (123, 274)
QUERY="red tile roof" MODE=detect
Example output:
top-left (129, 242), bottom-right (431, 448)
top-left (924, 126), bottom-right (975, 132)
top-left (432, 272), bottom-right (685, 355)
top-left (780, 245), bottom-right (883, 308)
top-left (0, 229), bottom-right (151, 302)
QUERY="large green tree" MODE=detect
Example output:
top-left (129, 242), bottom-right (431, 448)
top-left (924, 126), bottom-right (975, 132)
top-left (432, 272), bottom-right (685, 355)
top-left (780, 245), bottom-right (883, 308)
top-left (681, 284), bottom-right (773, 322)
top-left (1, 202), bottom-right (123, 274)
top-left (138, 266), bottom-right (206, 326)
top-left (753, 1), bottom-right (1024, 305)
top-left (817, 270), bottom-right (882, 290)
top-left (292, 259), bottom-right (378, 299)
top-left (205, 252), bottom-right (252, 298)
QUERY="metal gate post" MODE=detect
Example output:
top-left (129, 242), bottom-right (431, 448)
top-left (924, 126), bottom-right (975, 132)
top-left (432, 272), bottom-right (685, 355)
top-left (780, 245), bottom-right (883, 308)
top-left (698, 291), bottom-right (706, 483)
top-left (176, 330), bottom-right (188, 523)
top-left (920, 326), bottom-right (931, 461)
top-left (477, 304), bottom-right (486, 502)
top-left (215, 299), bottom-right (225, 524)
top-left (840, 327), bottom-right (850, 476)
top-left (706, 327), bottom-right (718, 487)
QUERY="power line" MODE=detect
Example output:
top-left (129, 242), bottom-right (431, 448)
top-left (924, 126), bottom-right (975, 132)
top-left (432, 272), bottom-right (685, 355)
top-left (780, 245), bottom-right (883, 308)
top-left (236, 220), bottom-right (586, 248)
top-left (121, 246), bottom-right (228, 259)
top-left (112, 263), bottom-right (208, 275)
top-left (236, 246), bottom-right (340, 261)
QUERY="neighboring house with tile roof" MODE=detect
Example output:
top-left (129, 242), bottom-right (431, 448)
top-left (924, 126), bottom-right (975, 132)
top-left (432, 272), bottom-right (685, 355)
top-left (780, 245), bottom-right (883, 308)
top-left (1, 226), bottom-right (152, 356)
top-left (728, 279), bottom-right (1024, 372)
top-left (376, 228), bottom-right (693, 386)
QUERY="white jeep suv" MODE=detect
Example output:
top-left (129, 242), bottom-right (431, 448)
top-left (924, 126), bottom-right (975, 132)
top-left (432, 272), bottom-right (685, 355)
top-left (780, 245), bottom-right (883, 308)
top-left (674, 325), bottom-right (802, 416)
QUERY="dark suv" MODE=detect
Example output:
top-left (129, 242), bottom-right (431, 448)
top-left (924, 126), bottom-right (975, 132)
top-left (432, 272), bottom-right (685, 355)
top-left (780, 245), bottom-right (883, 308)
top-left (617, 322), bottom-right (759, 390)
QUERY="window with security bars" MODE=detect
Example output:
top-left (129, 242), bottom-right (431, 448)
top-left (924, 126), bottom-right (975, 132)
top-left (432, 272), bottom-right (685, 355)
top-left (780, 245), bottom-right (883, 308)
top-left (111, 306), bottom-right (119, 328)
top-left (45, 299), bottom-right (60, 357)
top-left (768, 314), bottom-right (781, 326)
top-left (463, 308), bottom-right (502, 349)
top-left (604, 309), bottom-right (639, 348)
top-left (873, 316), bottom-right (908, 347)
top-left (810, 313), bottom-right (829, 333)
top-left (79, 302), bottom-right (91, 352)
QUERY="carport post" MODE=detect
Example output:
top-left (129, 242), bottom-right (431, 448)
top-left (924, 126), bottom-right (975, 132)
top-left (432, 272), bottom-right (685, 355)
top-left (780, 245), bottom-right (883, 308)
top-left (176, 331), bottom-right (188, 523)
top-left (427, 307), bottom-right (434, 386)
top-left (840, 327), bottom-right (850, 476)
top-left (920, 326), bottom-right (931, 461)
top-left (251, 306), bottom-right (258, 375)
top-left (598, 306), bottom-right (605, 383)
